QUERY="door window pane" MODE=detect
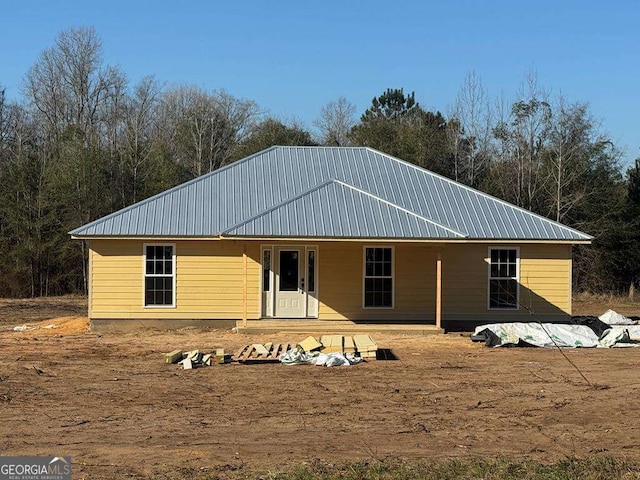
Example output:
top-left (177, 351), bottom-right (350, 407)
top-left (307, 250), bottom-right (315, 292)
top-left (279, 250), bottom-right (299, 292)
top-left (263, 249), bottom-right (271, 292)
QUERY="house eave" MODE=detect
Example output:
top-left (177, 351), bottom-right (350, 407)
top-left (71, 234), bottom-right (592, 245)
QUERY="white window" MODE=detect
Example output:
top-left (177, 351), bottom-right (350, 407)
top-left (144, 244), bottom-right (175, 307)
top-left (364, 247), bottom-right (393, 308)
top-left (488, 247), bottom-right (519, 310)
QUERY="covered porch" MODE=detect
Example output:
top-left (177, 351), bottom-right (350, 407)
top-left (241, 240), bottom-right (445, 329)
top-left (239, 240), bottom-right (572, 331)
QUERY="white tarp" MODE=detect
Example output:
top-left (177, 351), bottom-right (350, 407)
top-left (598, 309), bottom-right (638, 325)
top-left (599, 325), bottom-right (640, 347)
top-left (279, 349), bottom-right (363, 367)
top-left (473, 323), bottom-right (600, 348)
top-left (474, 322), bottom-right (640, 348)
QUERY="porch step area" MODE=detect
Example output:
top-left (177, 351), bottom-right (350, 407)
top-left (235, 320), bottom-right (444, 336)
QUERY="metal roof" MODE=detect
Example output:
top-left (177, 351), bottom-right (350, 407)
top-left (223, 179), bottom-right (464, 239)
top-left (70, 146), bottom-right (592, 241)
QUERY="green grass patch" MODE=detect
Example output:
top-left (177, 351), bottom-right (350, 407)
top-left (240, 457), bottom-right (640, 480)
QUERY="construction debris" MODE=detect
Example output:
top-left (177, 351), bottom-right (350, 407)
top-left (163, 349), bottom-right (230, 370)
top-left (281, 349), bottom-right (362, 367)
top-left (353, 335), bottom-right (378, 358)
top-left (252, 344), bottom-right (269, 355)
top-left (295, 335), bottom-right (380, 358)
top-left (298, 336), bottom-right (322, 352)
top-left (319, 335), bottom-right (344, 353)
top-left (235, 343), bottom-right (296, 363)
top-left (214, 348), bottom-right (230, 364)
top-left (165, 350), bottom-right (183, 364)
top-left (166, 335), bottom-right (382, 369)
top-left (279, 335), bottom-right (380, 366)
top-left (13, 323), bottom-right (58, 332)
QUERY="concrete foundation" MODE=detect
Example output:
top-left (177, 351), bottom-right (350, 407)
top-left (90, 318), bottom-right (237, 333)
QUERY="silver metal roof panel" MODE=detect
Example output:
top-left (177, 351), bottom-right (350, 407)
top-left (223, 180), bottom-right (464, 239)
top-left (70, 146), bottom-right (592, 241)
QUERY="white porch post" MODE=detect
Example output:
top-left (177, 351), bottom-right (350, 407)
top-left (242, 247), bottom-right (248, 327)
top-left (436, 250), bottom-right (442, 329)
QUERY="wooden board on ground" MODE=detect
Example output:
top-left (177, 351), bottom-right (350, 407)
top-left (299, 336), bottom-right (322, 352)
top-left (234, 342), bottom-right (297, 363)
top-left (164, 350), bottom-right (183, 364)
top-left (354, 335), bottom-right (377, 351)
top-left (252, 343), bottom-right (269, 355)
top-left (353, 334), bottom-right (378, 359)
top-left (343, 336), bottom-right (356, 353)
top-left (320, 335), bottom-right (344, 353)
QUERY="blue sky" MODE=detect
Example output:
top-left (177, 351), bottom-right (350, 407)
top-left (1, 0), bottom-right (638, 165)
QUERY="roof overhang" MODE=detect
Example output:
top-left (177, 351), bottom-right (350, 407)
top-left (72, 235), bottom-right (591, 245)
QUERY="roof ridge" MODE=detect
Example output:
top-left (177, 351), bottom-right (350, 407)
top-left (331, 180), bottom-right (466, 238)
top-left (364, 147), bottom-right (593, 240)
top-left (222, 178), bottom-right (466, 238)
top-left (220, 179), bottom-right (338, 235)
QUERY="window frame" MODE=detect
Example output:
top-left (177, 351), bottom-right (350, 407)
top-left (487, 246), bottom-right (519, 311)
top-left (362, 246), bottom-right (395, 309)
top-left (143, 243), bottom-right (176, 308)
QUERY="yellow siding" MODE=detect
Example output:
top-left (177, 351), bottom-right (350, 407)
top-left (442, 243), bottom-right (571, 323)
top-left (317, 242), bottom-right (437, 321)
top-left (88, 239), bottom-right (572, 324)
top-left (89, 239), bottom-right (260, 319)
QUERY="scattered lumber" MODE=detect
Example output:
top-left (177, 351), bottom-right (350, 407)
top-left (343, 336), bottom-right (356, 354)
top-left (298, 336), bottom-right (322, 352)
top-left (173, 334), bottom-right (382, 368)
top-left (163, 348), bottom-right (229, 370)
top-left (353, 334), bottom-right (378, 358)
top-left (215, 348), bottom-right (231, 364)
top-left (165, 350), bottom-right (183, 364)
top-left (320, 335), bottom-right (344, 353)
top-left (235, 343), bottom-right (297, 363)
top-left (252, 344), bottom-right (269, 355)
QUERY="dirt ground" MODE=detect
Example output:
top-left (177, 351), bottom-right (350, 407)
top-left (1, 297), bottom-right (640, 479)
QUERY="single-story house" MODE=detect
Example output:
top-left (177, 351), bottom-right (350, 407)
top-left (70, 146), bottom-right (592, 330)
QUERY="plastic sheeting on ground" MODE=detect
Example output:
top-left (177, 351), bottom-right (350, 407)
top-left (599, 325), bottom-right (640, 347)
top-left (598, 309), bottom-right (639, 325)
top-left (472, 323), bottom-right (600, 348)
top-left (279, 348), bottom-right (363, 367)
top-left (472, 322), bottom-right (640, 348)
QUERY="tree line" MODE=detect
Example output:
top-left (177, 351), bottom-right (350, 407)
top-left (0, 27), bottom-right (637, 297)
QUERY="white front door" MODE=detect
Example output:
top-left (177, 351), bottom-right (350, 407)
top-left (275, 248), bottom-right (306, 317)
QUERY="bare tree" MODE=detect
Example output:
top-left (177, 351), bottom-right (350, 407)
top-left (492, 71), bottom-right (551, 210)
top-left (448, 71), bottom-right (493, 187)
top-left (313, 97), bottom-right (356, 146)
top-left (544, 97), bottom-right (604, 223)
top-left (158, 85), bottom-right (258, 177)
top-left (24, 26), bottom-right (125, 145)
top-left (119, 76), bottom-right (162, 204)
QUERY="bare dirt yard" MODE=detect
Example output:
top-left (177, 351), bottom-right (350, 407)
top-left (1, 296), bottom-right (640, 479)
